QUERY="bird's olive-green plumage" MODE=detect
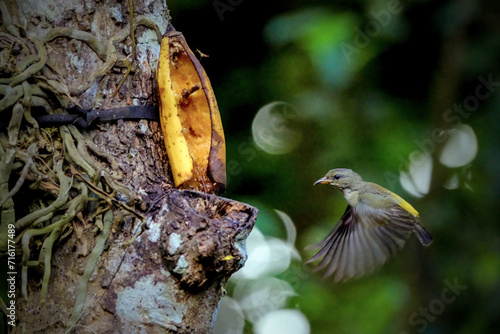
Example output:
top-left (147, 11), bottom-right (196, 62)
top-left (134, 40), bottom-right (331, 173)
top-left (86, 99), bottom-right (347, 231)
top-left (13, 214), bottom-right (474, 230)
top-left (308, 168), bottom-right (432, 282)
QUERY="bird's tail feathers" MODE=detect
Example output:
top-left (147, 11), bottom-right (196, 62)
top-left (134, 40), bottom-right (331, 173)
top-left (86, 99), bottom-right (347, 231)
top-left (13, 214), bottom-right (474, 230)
top-left (414, 223), bottom-right (433, 246)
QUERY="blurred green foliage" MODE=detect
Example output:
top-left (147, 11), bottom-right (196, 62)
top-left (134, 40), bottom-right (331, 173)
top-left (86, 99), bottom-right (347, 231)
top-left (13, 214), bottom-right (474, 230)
top-left (169, 0), bottom-right (500, 332)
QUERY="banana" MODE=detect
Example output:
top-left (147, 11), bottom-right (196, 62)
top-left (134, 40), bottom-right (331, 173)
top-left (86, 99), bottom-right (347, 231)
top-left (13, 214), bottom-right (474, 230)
top-left (157, 24), bottom-right (226, 193)
top-left (157, 34), bottom-right (194, 187)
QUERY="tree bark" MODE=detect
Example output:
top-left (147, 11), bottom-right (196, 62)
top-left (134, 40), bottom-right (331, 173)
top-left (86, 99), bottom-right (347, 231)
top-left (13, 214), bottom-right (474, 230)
top-left (16, 120), bottom-right (257, 333)
top-left (1, 0), bottom-right (257, 333)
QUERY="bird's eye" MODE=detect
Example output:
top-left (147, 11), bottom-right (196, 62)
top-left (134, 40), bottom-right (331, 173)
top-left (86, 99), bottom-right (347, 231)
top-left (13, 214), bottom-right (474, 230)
top-left (334, 174), bottom-right (341, 180)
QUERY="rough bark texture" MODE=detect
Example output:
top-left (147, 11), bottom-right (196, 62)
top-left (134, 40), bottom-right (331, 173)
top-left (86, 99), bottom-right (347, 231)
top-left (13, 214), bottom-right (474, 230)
top-left (16, 120), bottom-right (256, 333)
top-left (20, 125), bottom-right (257, 333)
top-left (2, 0), bottom-right (257, 333)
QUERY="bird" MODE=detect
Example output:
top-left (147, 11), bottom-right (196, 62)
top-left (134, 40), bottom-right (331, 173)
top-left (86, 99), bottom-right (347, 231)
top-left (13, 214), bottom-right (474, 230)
top-left (307, 168), bottom-right (433, 282)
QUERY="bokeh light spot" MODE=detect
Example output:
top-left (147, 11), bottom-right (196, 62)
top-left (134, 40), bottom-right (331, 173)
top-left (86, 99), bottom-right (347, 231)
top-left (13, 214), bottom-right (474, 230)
top-left (252, 102), bottom-right (302, 155)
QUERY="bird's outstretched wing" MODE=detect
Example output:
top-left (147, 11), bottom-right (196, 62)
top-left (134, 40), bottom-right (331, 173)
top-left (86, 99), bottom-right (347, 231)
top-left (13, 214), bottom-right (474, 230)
top-left (306, 204), bottom-right (429, 282)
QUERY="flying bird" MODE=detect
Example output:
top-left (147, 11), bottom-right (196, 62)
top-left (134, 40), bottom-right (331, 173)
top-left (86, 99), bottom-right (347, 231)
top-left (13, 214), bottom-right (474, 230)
top-left (307, 168), bottom-right (433, 282)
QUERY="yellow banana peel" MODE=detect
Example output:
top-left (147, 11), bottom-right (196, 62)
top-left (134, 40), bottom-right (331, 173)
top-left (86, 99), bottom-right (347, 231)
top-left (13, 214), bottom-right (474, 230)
top-left (157, 24), bottom-right (226, 194)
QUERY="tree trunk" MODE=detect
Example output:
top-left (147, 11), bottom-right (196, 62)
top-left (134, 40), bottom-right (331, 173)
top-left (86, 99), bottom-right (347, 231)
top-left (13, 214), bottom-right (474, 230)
top-left (0, 0), bottom-right (257, 333)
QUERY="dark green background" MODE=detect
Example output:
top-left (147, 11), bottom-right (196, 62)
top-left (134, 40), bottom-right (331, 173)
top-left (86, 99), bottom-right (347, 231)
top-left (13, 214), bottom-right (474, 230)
top-left (170, 0), bottom-right (500, 333)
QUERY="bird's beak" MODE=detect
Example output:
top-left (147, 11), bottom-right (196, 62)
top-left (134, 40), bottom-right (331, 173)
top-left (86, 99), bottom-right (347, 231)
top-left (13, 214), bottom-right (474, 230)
top-left (314, 177), bottom-right (329, 186)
